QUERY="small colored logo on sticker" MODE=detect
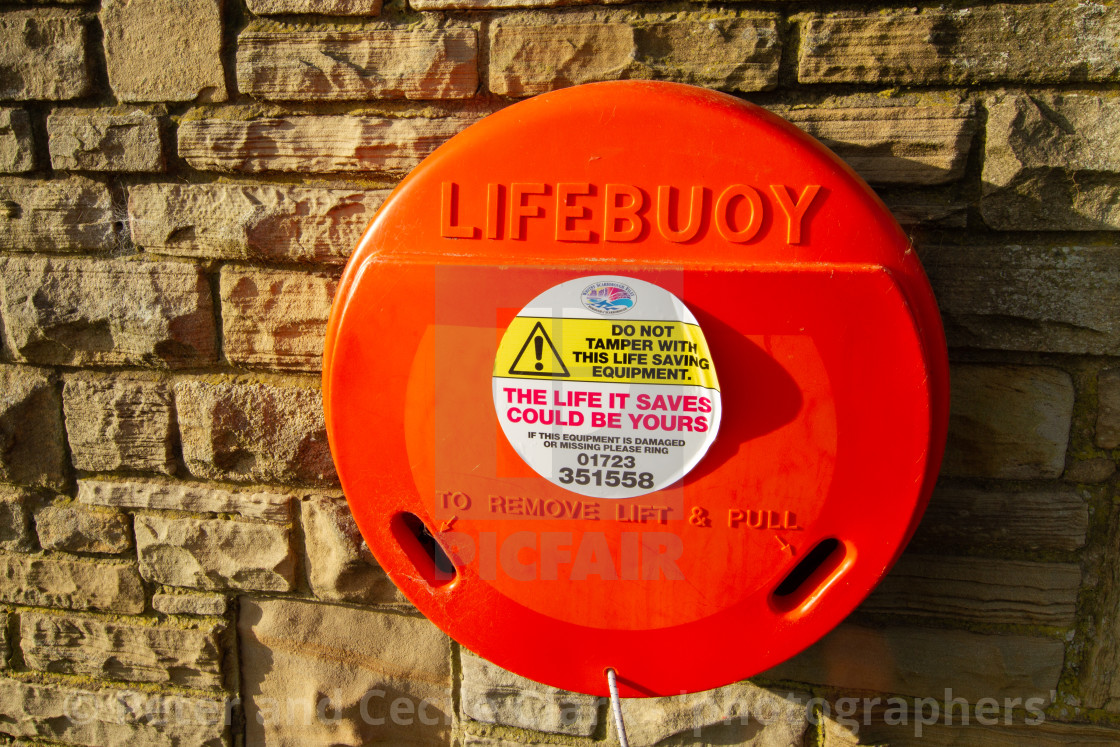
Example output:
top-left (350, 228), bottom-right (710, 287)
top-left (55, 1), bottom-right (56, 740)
top-left (581, 281), bottom-right (636, 315)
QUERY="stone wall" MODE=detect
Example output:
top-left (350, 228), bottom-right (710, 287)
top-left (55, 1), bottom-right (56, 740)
top-left (0, 0), bottom-right (1117, 745)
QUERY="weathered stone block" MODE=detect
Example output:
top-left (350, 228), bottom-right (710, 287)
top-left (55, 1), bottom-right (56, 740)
top-left (153, 591), bottom-right (228, 616)
top-left (0, 485), bottom-right (36, 552)
top-left (880, 189), bottom-right (968, 228)
top-left (78, 477), bottom-right (293, 522)
top-left (862, 555), bottom-right (1081, 627)
top-left (461, 649), bottom-right (599, 736)
top-left (220, 266), bottom-right (337, 372)
top-left (0, 11), bottom-right (89, 100)
top-left (912, 487), bottom-right (1088, 553)
top-left (922, 244), bottom-right (1120, 355)
top-left (765, 624), bottom-right (1064, 703)
top-left (175, 379), bottom-right (336, 485)
top-left (632, 19), bottom-right (781, 92)
top-left (47, 108), bottom-right (163, 172)
top-left (240, 598), bottom-right (451, 745)
top-left (35, 503), bottom-right (132, 554)
top-left (490, 17), bottom-right (780, 96)
top-left (1083, 507), bottom-right (1120, 713)
top-left (852, 715), bottom-right (1120, 746)
top-left (0, 365), bottom-right (66, 490)
top-left (301, 496), bottom-right (405, 605)
top-left (238, 27), bottom-right (478, 101)
top-left (774, 105), bottom-right (975, 185)
top-left (799, 3), bottom-right (1120, 85)
top-left (178, 113), bottom-right (476, 173)
top-left (620, 681), bottom-right (810, 746)
top-left (246, 0), bottom-right (381, 14)
top-left (982, 93), bottom-right (1120, 231)
top-left (1098, 368), bottom-right (1120, 449)
top-left (0, 110), bottom-right (34, 173)
top-left (134, 514), bottom-right (295, 591)
top-left (0, 677), bottom-right (227, 745)
top-left (62, 372), bottom-right (175, 474)
top-left (101, 0), bottom-right (226, 103)
top-left (1065, 457), bottom-right (1117, 484)
top-left (415, 0), bottom-right (622, 9)
top-left (128, 183), bottom-right (388, 264)
top-left (21, 611), bottom-right (222, 689)
top-left (0, 553), bottom-right (143, 613)
top-left (942, 365), bottom-right (1074, 480)
top-left (0, 255), bottom-right (217, 367)
top-left (0, 176), bottom-right (114, 251)
top-left (490, 22), bottom-right (633, 96)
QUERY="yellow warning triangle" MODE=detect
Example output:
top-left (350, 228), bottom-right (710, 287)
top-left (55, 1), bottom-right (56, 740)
top-left (508, 321), bottom-right (570, 377)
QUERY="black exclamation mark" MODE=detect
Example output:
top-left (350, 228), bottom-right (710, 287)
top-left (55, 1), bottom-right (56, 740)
top-left (534, 335), bottom-right (544, 371)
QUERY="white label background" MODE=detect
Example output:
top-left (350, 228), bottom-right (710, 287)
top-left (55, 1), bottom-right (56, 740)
top-left (492, 276), bottom-right (722, 499)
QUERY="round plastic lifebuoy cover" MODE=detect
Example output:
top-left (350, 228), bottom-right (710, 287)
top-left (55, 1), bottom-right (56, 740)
top-left (323, 81), bottom-right (949, 697)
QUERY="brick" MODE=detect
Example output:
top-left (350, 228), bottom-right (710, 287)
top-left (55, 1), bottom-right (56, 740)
top-left (240, 598), bottom-right (451, 745)
top-left (178, 113), bottom-right (475, 173)
top-left (0, 255), bottom-right (217, 367)
top-left (300, 496), bottom-right (406, 605)
top-left (912, 487), bottom-right (1088, 553)
top-left (798, 3), bottom-right (1120, 86)
top-left (983, 93), bottom-right (1120, 231)
top-left (0, 553), bottom-right (143, 613)
top-left (942, 365), bottom-right (1074, 480)
top-left (0, 677), bottom-right (226, 745)
top-left (0, 176), bottom-right (113, 251)
top-left (101, 0), bottom-right (226, 103)
top-left (152, 591), bottom-right (227, 616)
top-left (0, 110), bottom-right (34, 172)
top-left (220, 266), bottom-right (337, 372)
top-left (620, 682), bottom-right (810, 746)
top-left (21, 611), bottom-right (222, 689)
top-left (62, 372), bottom-right (175, 474)
top-left (0, 485), bottom-right (36, 552)
top-left (35, 503), bottom-right (131, 554)
top-left (0, 365), bottom-right (66, 490)
top-left (135, 514), bottom-right (295, 591)
top-left (774, 105), bottom-right (975, 185)
top-left (922, 245), bottom-right (1120, 355)
top-left (175, 379), bottom-right (336, 486)
top-left (128, 183), bottom-right (389, 264)
top-left (0, 10), bottom-right (89, 100)
top-left (246, 0), bottom-right (381, 14)
top-left (461, 649), bottom-right (599, 736)
top-left (238, 27), bottom-right (478, 101)
top-left (1098, 368), bottom-right (1120, 449)
top-left (78, 477), bottom-right (293, 522)
top-left (490, 17), bottom-right (780, 96)
top-left (765, 624), bottom-right (1063, 704)
top-left (862, 555), bottom-right (1081, 627)
top-left (47, 108), bottom-right (163, 172)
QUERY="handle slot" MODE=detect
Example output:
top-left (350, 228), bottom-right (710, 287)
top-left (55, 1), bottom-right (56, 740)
top-left (391, 512), bottom-right (456, 587)
top-left (772, 537), bottom-right (845, 612)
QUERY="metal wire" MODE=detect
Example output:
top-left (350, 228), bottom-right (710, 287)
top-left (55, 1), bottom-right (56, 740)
top-left (606, 668), bottom-right (630, 747)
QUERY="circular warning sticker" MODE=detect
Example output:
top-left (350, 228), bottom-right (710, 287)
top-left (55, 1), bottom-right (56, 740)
top-left (492, 276), bottom-right (721, 499)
